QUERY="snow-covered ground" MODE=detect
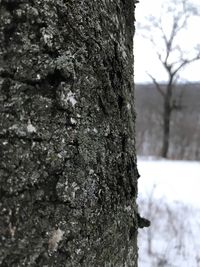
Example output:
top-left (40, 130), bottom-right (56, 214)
top-left (137, 157), bottom-right (200, 267)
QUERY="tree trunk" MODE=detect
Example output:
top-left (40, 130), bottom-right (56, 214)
top-left (161, 84), bottom-right (173, 158)
top-left (0, 1), bottom-right (138, 266)
top-left (161, 101), bottom-right (171, 158)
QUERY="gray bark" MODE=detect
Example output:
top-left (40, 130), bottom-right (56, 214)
top-left (0, 0), bottom-right (138, 266)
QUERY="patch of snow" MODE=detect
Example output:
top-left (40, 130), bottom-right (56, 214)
top-left (48, 228), bottom-right (64, 253)
top-left (27, 120), bottom-right (36, 133)
top-left (67, 91), bottom-right (77, 107)
top-left (70, 118), bottom-right (77, 125)
top-left (127, 103), bottom-right (131, 110)
top-left (9, 124), bottom-right (18, 130)
top-left (122, 50), bottom-right (127, 59)
top-left (57, 153), bottom-right (62, 159)
top-left (43, 32), bottom-right (53, 45)
top-left (3, 141), bottom-right (8, 145)
top-left (76, 249), bottom-right (82, 255)
top-left (124, 205), bottom-right (132, 212)
top-left (89, 169), bottom-right (94, 175)
top-left (72, 182), bottom-right (78, 188)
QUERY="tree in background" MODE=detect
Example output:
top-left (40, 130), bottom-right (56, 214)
top-left (139, 0), bottom-right (200, 158)
top-left (0, 0), bottom-right (140, 266)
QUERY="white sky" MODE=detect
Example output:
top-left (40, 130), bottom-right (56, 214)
top-left (134, 0), bottom-right (200, 83)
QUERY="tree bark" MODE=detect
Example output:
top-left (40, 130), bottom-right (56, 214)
top-left (161, 83), bottom-right (173, 158)
top-left (0, 0), bottom-right (138, 266)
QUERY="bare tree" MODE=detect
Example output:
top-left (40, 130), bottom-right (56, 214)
top-left (139, 0), bottom-right (200, 158)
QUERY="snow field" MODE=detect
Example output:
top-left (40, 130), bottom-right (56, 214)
top-left (137, 158), bottom-right (200, 267)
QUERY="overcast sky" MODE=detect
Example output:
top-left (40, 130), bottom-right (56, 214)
top-left (134, 0), bottom-right (200, 83)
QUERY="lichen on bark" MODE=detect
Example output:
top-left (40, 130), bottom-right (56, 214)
top-left (0, 0), bottom-right (139, 266)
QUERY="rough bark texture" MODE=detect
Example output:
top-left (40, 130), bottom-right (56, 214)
top-left (0, 0), bottom-right (138, 266)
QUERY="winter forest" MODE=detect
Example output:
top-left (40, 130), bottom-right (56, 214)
top-left (135, 0), bottom-right (200, 266)
top-left (0, 0), bottom-right (200, 266)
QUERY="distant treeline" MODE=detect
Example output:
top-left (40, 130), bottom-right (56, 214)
top-left (135, 83), bottom-right (200, 160)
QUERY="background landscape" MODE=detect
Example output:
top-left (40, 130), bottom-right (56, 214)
top-left (135, 83), bottom-right (200, 160)
top-left (136, 83), bottom-right (200, 266)
top-left (134, 0), bottom-right (200, 265)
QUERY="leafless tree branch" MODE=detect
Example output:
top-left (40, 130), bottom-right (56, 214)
top-left (146, 72), bottom-right (166, 98)
top-left (172, 54), bottom-right (200, 77)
